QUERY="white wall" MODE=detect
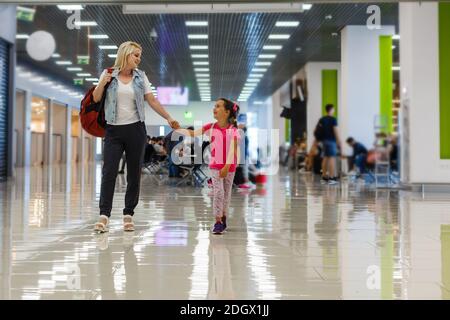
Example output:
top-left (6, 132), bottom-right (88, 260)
top-left (400, 2), bottom-right (450, 184)
top-left (0, 5), bottom-right (16, 43)
top-left (144, 100), bottom-right (248, 127)
top-left (341, 25), bottom-right (395, 152)
top-left (304, 62), bottom-right (341, 151)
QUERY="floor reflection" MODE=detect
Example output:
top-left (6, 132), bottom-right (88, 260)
top-left (0, 163), bottom-right (450, 299)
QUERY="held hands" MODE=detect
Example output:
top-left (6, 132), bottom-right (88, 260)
top-left (167, 118), bottom-right (180, 129)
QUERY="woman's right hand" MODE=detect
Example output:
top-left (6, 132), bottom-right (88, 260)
top-left (99, 70), bottom-right (112, 87)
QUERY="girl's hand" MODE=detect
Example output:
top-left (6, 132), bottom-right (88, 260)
top-left (167, 118), bottom-right (180, 129)
top-left (219, 167), bottom-right (229, 179)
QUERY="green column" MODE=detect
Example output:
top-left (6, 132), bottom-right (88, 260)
top-left (285, 118), bottom-right (290, 143)
top-left (321, 70), bottom-right (338, 117)
top-left (439, 3), bottom-right (450, 159)
top-left (379, 35), bottom-right (393, 134)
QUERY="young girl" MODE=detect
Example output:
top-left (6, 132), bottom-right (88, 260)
top-left (177, 98), bottom-right (240, 234)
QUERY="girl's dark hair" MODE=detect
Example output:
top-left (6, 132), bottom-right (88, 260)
top-left (218, 97), bottom-right (240, 127)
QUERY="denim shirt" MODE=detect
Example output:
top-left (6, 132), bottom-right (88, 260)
top-left (104, 68), bottom-right (146, 124)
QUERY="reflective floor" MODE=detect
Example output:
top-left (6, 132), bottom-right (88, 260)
top-left (1, 163), bottom-right (449, 300)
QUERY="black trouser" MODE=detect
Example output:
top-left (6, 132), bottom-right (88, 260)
top-left (99, 121), bottom-right (147, 217)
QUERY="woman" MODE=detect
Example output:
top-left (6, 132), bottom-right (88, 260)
top-left (93, 41), bottom-right (179, 233)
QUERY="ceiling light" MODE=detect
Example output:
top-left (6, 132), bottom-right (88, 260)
top-left (51, 53), bottom-right (61, 58)
top-left (194, 68), bottom-right (209, 72)
top-left (193, 61), bottom-right (209, 65)
top-left (67, 67), bottom-right (82, 71)
top-left (255, 61), bottom-right (271, 66)
top-left (275, 21), bottom-right (299, 27)
top-left (85, 78), bottom-right (99, 82)
top-left (76, 73), bottom-right (91, 76)
top-left (186, 21), bottom-right (208, 27)
top-left (99, 45), bottom-right (118, 49)
top-left (191, 54), bottom-right (208, 58)
top-left (244, 83), bottom-right (258, 87)
top-left (197, 79), bottom-right (209, 82)
top-left (392, 66), bottom-right (400, 71)
top-left (88, 34), bottom-right (109, 39)
top-left (263, 45), bottom-right (282, 50)
top-left (247, 79), bottom-right (260, 83)
top-left (238, 98), bottom-right (248, 102)
top-left (268, 34), bottom-right (290, 40)
top-left (30, 77), bottom-right (44, 82)
top-left (57, 5), bottom-right (84, 10)
top-left (16, 34), bottom-right (29, 39)
top-left (249, 74), bottom-right (264, 78)
top-left (392, 45), bottom-right (396, 49)
top-left (258, 54), bottom-right (276, 59)
top-left (254, 101), bottom-right (264, 105)
top-left (302, 4), bottom-right (313, 10)
top-left (108, 54), bottom-right (118, 58)
top-left (252, 68), bottom-right (267, 72)
top-left (56, 61), bottom-right (72, 65)
top-left (74, 21), bottom-right (98, 27)
top-left (392, 35), bottom-right (400, 40)
top-left (188, 34), bottom-right (208, 39)
top-left (196, 74), bottom-right (210, 77)
top-left (190, 45), bottom-right (208, 50)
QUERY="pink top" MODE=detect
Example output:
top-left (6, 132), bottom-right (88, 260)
top-left (202, 122), bottom-right (240, 172)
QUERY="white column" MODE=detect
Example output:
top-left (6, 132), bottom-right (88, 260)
top-left (399, 2), bottom-right (450, 184)
top-left (340, 25), bottom-right (395, 153)
top-left (65, 106), bottom-right (72, 165)
top-left (23, 90), bottom-right (32, 167)
top-left (45, 99), bottom-right (53, 166)
top-left (304, 62), bottom-right (341, 151)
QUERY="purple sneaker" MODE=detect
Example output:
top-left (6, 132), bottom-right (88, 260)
top-left (212, 222), bottom-right (225, 235)
top-left (222, 216), bottom-right (227, 230)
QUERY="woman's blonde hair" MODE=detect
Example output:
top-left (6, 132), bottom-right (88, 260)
top-left (113, 41), bottom-right (142, 71)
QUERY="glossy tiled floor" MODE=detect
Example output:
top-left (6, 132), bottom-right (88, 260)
top-left (1, 163), bottom-right (449, 300)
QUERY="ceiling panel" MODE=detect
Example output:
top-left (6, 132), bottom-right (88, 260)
top-left (16, 3), bottom-right (398, 102)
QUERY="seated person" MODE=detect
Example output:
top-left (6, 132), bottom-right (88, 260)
top-left (346, 137), bottom-right (368, 175)
top-left (389, 135), bottom-right (399, 172)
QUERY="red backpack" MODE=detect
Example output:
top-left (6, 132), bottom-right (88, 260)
top-left (79, 69), bottom-right (112, 137)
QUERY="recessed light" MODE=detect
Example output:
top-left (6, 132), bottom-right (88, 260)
top-left (197, 79), bottom-right (210, 82)
top-left (88, 34), bottom-right (108, 39)
top-left (190, 45), bottom-right (208, 50)
top-left (392, 66), bottom-right (400, 71)
top-left (295, 47), bottom-right (302, 52)
top-left (392, 35), bottom-right (400, 40)
top-left (99, 45), bottom-right (118, 49)
top-left (76, 73), bottom-right (91, 77)
top-left (85, 78), bottom-right (99, 82)
top-left (247, 79), bottom-right (260, 83)
top-left (392, 45), bottom-right (396, 49)
top-left (252, 68), bottom-right (267, 72)
top-left (268, 34), bottom-right (290, 40)
top-left (67, 67), bottom-right (82, 71)
top-left (244, 83), bottom-right (258, 87)
top-left (74, 21), bottom-right (98, 27)
top-left (108, 54), bottom-right (117, 58)
top-left (255, 61), bottom-right (271, 66)
top-left (51, 53), bottom-right (61, 58)
top-left (249, 74), bottom-right (264, 78)
top-left (193, 61), bottom-right (209, 65)
top-left (325, 15), bottom-right (333, 20)
top-left (57, 5), bottom-right (84, 10)
top-left (186, 21), bottom-right (208, 27)
top-left (194, 68), bottom-right (209, 72)
top-left (16, 34), bottom-right (29, 39)
top-left (254, 101), bottom-right (264, 105)
top-left (191, 54), bottom-right (208, 58)
top-left (302, 4), bottom-right (313, 10)
top-left (188, 34), bottom-right (208, 39)
top-left (258, 54), bottom-right (276, 59)
top-left (331, 32), bottom-right (338, 37)
top-left (56, 61), bottom-right (72, 65)
top-left (263, 45), bottom-right (282, 50)
top-left (275, 21), bottom-right (299, 27)
top-left (196, 74), bottom-right (210, 77)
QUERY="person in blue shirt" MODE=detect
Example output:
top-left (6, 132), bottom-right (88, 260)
top-left (346, 137), bottom-right (368, 175)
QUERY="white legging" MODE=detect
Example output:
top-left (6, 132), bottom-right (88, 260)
top-left (210, 169), bottom-right (235, 218)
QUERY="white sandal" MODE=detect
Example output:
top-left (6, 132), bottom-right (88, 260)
top-left (94, 215), bottom-right (109, 233)
top-left (123, 215), bottom-right (135, 232)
